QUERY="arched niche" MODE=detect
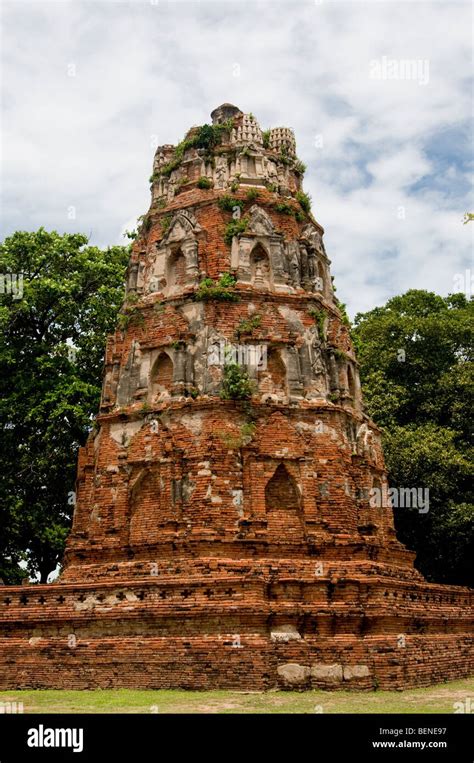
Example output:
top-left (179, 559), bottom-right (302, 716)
top-left (147, 210), bottom-right (201, 297)
top-left (347, 364), bottom-right (356, 400)
top-left (249, 242), bottom-right (272, 289)
top-left (372, 474), bottom-right (383, 495)
top-left (166, 246), bottom-right (187, 296)
top-left (243, 154), bottom-right (256, 177)
top-left (231, 206), bottom-right (287, 290)
top-left (259, 347), bottom-right (287, 396)
top-left (315, 260), bottom-right (325, 293)
top-left (265, 463), bottom-right (305, 542)
top-left (299, 224), bottom-right (332, 297)
top-left (150, 352), bottom-right (174, 400)
top-left (129, 468), bottom-right (162, 545)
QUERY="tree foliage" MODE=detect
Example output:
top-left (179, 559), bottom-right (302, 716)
top-left (353, 290), bottom-right (473, 585)
top-left (0, 229), bottom-right (128, 583)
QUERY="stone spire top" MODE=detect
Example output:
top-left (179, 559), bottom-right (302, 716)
top-left (151, 105), bottom-right (303, 204)
top-left (210, 103), bottom-right (243, 124)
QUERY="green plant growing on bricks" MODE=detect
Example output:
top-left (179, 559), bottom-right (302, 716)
top-left (278, 146), bottom-right (292, 166)
top-left (157, 121), bottom-right (235, 178)
top-left (296, 191), bottom-right (311, 213)
top-left (224, 218), bottom-right (249, 245)
top-left (160, 215), bottom-right (172, 233)
top-left (218, 195), bottom-right (245, 214)
top-left (174, 177), bottom-right (189, 194)
top-left (195, 272), bottom-right (239, 302)
top-left (220, 363), bottom-right (255, 400)
top-left (240, 421), bottom-right (256, 442)
top-left (274, 202), bottom-right (295, 216)
top-left (217, 419), bottom-right (257, 449)
top-left (335, 297), bottom-right (351, 328)
top-left (309, 308), bottom-right (327, 342)
top-left (117, 305), bottom-right (144, 330)
top-left (235, 314), bottom-right (262, 340)
top-left (197, 176), bottom-right (213, 189)
top-left (246, 189), bottom-right (260, 203)
top-left (137, 214), bottom-right (152, 233)
top-left (159, 155), bottom-right (182, 178)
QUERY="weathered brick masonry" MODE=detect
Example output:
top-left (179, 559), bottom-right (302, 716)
top-left (1, 104), bottom-right (472, 690)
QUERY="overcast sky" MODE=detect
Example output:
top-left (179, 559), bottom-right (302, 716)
top-left (1, 0), bottom-right (472, 316)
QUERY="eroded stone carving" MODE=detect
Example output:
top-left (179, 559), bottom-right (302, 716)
top-left (215, 157), bottom-right (227, 189)
top-left (296, 224), bottom-right (331, 295)
top-left (145, 211), bottom-right (201, 297)
top-left (247, 205), bottom-right (275, 236)
top-left (310, 328), bottom-right (325, 376)
top-left (117, 340), bottom-right (142, 406)
top-left (356, 423), bottom-right (376, 462)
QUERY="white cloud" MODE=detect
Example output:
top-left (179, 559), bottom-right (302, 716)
top-left (1, 0), bottom-right (472, 316)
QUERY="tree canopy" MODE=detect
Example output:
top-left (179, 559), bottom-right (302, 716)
top-left (0, 229), bottom-right (128, 583)
top-left (353, 290), bottom-right (473, 585)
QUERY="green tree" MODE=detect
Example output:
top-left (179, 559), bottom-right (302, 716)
top-left (353, 290), bottom-right (473, 585)
top-left (0, 229), bottom-right (128, 583)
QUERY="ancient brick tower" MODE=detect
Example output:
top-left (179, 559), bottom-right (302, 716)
top-left (1, 104), bottom-right (472, 690)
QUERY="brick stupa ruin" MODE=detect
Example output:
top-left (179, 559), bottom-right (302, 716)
top-left (1, 104), bottom-right (472, 690)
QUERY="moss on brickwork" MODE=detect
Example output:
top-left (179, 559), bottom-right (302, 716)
top-left (195, 273), bottom-right (239, 302)
top-left (224, 218), bottom-right (249, 245)
top-left (220, 363), bottom-right (254, 400)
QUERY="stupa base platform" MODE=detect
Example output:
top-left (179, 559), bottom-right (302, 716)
top-left (1, 563), bottom-right (472, 690)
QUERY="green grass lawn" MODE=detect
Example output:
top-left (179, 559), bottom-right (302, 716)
top-left (0, 677), bottom-right (472, 714)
